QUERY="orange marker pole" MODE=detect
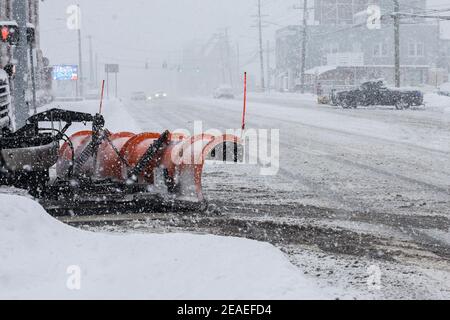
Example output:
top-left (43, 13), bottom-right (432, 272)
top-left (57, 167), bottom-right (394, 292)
top-left (99, 80), bottom-right (106, 114)
top-left (241, 72), bottom-right (247, 130)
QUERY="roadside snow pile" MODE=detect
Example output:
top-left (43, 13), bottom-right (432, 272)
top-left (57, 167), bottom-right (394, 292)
top-left (439, 82), bottom-right (450, 93)
top-left (424, 93), bottom-right (450, 114)
top-left (248, 91), bottom-right (318, 102)
top-left (40, 99), bottom-right (142, 134)
top-left (0, 194), bottom-right (327, 299)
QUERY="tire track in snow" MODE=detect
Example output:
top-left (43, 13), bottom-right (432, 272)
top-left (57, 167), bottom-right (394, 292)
top-left (169, 99), bottom-right (450, 197)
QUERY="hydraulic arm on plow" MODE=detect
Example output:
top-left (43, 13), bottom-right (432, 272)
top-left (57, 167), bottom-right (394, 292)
top-left (0, 108), bottom-right (242, 216)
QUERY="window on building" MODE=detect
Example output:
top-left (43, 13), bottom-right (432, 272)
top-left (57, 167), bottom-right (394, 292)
top-left (325, 42), bottom-right (340, 54)
top-left (373, 42), bottom-right (388, 57)
top-left (353, 42), bottom-right (362, 53)
top-left (408, 42), bottom-right (425, 57)
top-left (373, 42), bottom-right (387, 57)
top-left (337, 0), bottom-right (353, 25)
top-left (322, 3), bottom-right (338, 25)
top-left (416, 43), bottom-right (424, 56)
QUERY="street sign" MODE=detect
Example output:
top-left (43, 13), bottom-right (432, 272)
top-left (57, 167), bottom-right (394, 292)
top-left (105, 64), bottom-right (119, 73)
top-left (52, 65), bottom-right (79, 81)
top-left (105, 64), bottom-right (120, 99)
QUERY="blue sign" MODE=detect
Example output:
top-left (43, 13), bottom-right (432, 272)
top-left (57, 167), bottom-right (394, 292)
top-left (52, 65), bottom-right (78, 81)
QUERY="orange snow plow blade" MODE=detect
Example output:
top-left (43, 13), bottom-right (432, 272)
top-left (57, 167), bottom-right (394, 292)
top-left (57, 130), bottom-right (242, 202)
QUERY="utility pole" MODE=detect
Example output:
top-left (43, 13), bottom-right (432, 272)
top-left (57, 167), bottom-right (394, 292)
top-left (106, 68), bottom-right (110, 99)
top-left (436, 17), bottom-right (441, 65)
top-left (224, 28), bottom-right (233, 87)
top-left (95, 53), bottom-right (98, 84)
top-left (88, 35), bottom-right (94, 86)
top-left (12, 0), bottom-right (29, 128)
top-left (218, 35), bottom-right (227, 84)
top-left (29, 40), bottom-right (37, 115)
top-left (115, 72), bottom-right (118, 98)
top-left (393, 0), bottom-right (400, 88)
top-left (300, 0), bottom-right (308, 94)
top-left (77, 4), bottom-right (84, 98)
top-left (435, 17), bottom-right (441, 88)
top-left (257, 0), bottom-right (265, 92)
top-left (267, 40), bottom-right (271, 93)
top-left (236, 43), bottom-right (240, 81)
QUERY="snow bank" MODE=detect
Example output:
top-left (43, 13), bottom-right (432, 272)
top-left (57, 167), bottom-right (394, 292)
top-left (0, 194), bottom-right (327, 299)
top-left (248, 91), bottom-right (318, 103)
top-left (424, 93), bottom-right (450, 114)
top-left (438, 82), bottom-right (450, 92)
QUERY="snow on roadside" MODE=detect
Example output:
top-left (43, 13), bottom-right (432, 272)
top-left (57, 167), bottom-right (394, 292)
top-left (248, 91), bottom-right (318, 103)
top-left (39, 98), bottom-right (142, 134)
top-left (424, 93), bottom-right (450, 114)
top-left (0, 194), bottom-right (329, 299)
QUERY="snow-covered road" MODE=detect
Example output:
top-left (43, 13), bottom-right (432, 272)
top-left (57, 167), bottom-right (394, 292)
top-left (105, 93), bottom-right (450, 299)
top-left (127, 94), bottom-right (450, 217)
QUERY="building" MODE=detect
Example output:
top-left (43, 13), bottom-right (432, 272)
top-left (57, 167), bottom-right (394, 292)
top-left (275, 0), bottom-right (446, 92)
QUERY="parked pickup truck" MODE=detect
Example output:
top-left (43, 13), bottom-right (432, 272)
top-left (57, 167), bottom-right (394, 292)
top-left (331, 81), bottom-right (424, 110)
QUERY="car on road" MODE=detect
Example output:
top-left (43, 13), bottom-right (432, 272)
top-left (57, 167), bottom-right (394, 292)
top-left (131, 91), bottom-right (148, 101)
top-left (213, 85), bottom-right (235, 99)
top-left (153, 91), bottom-right (168, 99)
top-left (332, 81), bottom-right (424, 110)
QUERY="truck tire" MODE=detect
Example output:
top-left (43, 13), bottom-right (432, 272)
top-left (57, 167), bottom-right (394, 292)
top-left (395, 98), bottom-right (410, 110)
top-left (341, 99), bottom-right (356, 109)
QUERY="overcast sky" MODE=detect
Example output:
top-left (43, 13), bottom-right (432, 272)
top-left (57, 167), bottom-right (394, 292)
top-left (40, 0), bottom-right (450, 93)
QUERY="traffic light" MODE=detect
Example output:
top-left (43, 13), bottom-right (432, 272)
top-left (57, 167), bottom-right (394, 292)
top-left (0, 24), bottom-right (18, 45)
top-left (0, 23), bottom-right (34, 45)
top-left (1, 27), bottom-right (9, 41)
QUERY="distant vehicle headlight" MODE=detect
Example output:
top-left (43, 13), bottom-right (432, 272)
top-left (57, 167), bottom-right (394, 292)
top-left (155, 94), bottom-right (160, 97)
top-left (163, 93), bottom-right (167, 97)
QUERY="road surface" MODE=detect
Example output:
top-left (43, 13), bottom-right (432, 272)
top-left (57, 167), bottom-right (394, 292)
top-left (66, 94), bottom-right (450, 299)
